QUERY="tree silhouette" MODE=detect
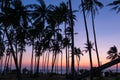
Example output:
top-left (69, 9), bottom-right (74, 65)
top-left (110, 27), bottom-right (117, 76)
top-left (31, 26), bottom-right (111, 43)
top-left (107, 45), bottom-right (120, 73)
top-left (82, 0), bottom-right (103, 67)
top-left (79, 0), bottom-right (93, 79)
top-left (74, 47), bottom-right (83, 71)
top-left (108, 0), bottom-right (120, 13)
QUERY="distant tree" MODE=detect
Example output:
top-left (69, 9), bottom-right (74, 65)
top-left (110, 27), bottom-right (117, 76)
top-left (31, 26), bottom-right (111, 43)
top-left (74, 47), bottom-right (83, 71)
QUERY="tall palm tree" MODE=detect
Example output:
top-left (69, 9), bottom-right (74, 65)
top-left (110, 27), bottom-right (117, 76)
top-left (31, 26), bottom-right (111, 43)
top-left (80, 0), bottom-right (93, 80)
top-left (0, 30), bottom-right (5, 73)
top-left (107, 45), bottom-right (120, 73)
top-left (68, 0), bottom-right (75, 79)
top-left (82, 0), bottom-right (103, 67)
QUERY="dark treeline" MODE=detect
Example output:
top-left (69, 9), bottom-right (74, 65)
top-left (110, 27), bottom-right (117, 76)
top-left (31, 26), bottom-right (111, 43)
top-left (0, 0), bottom-right (120, 80)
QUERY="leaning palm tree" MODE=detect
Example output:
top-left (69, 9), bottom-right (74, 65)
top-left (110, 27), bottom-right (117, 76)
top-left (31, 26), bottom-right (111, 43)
top-left (82, 0), bottom-right (103, 67)
top-left (107, 45), bottom-right (120, 73)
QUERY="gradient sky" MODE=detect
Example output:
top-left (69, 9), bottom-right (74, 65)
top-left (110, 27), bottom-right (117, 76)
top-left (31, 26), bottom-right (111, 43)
top-left (19, 0), bottom-right (120, 69)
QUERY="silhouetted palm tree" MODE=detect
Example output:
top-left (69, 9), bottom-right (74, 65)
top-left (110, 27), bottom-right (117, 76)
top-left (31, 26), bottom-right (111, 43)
top-left (80, 0), bottom-right (93, 79)
top-left (68, 0), bottom-right (75, 79)
top-left (107, 45), bottom-right (120, 73)
top-left (82, 0), bottom-right (103, 67)
top-left (28, 0), bottom-right (55, 75)
top-left (0, 0), bottom-right (30, 79)
top-left (74, 47), bottom-right (83, 71)
top-left (0, 30), bottom-right (5, 73)
top-left (108, 0), bottom-right (120, 13)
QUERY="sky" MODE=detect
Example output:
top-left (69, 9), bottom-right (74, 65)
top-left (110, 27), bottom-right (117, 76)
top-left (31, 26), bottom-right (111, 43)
top-left (18, 0), bottom-right (120, 70)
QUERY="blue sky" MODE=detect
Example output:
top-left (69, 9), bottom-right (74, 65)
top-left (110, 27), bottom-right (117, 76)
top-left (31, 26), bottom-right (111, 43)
top-left (21, 0), bottom-right (120, 68)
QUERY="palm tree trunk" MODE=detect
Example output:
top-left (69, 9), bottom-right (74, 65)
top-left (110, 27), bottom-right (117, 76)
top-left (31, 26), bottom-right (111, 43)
top-left (81, 0), bottom-right (93, 80)
top-left (68, 0), bottom-right (75, 79)
top-left (47, 52), bottom-right (49, 73)
top-left (4, 54), bottom-right (7, 74)
top-left (34, 55), bottom-right (37, 74)
top-left (61, 53), bottom-right (63, 75)
top-left (0, 57), bottom-right (3, 73)
top-left (36, 56), bottom-right (40, 76)
top-left (6, 54), bottom-right (10, 72)
top-left (42, 53), bottom-right (45, 73)
top-left (66, 46), bottom-right (68, 77)
top-left (68, 46), bottom-right (70, 73)
top-left (91, 9), bottom-right (100, 67)
top-left (55, 54), bottom-right (59, 74)
top-left (19, 51), bottom-right (23, 73)
top-left (116, 63), bottom-right (118, 73)
top-left (9, 54), bottom-right (12, 71)
top-left (30, 41), bottom-right (34, 75)
top-left (51, 53), bottom-right (57, 73)
top-left (44, 52), bottom-right (47, 73)
top-left (64, 22), bottom-right (68, 77)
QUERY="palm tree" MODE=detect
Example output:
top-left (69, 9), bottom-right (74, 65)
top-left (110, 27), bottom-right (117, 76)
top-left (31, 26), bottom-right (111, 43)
top-left (82, 0), bottom-right (103, 67)
top-left (0, 0), bottom-right (30, 79)
top-left (28, 0), bottom-right (55, 74)
top-left (80, 0), bottom-right (93, 79)
top-left (50, 33), bottom-right (63, 74)
top-left (74, 47), bottom-right (83, 71)
top-left (68, 0), bottom-right (75, 79)
top-left (0, 1), bottom-right (20, 80)
top-left (108, 0), bottom-right (120, 13)
top-left (0, 30), bottom-right (5, 73)
top-left (107, 45), bottom-right (120, 73)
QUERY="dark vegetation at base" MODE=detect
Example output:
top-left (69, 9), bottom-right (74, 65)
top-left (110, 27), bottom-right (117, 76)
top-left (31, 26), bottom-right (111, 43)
top-left (0, 71), bottom-right (120, 80)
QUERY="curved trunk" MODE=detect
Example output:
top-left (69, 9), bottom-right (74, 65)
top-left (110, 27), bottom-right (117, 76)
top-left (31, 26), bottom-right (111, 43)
top-left (78, 57), bottom-right (120, 79)
top-left (91, 9), bottom-right (100, 67)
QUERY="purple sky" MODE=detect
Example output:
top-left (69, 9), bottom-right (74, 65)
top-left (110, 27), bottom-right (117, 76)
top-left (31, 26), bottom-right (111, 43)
top-left (21, 0), bottom-right (120, 69)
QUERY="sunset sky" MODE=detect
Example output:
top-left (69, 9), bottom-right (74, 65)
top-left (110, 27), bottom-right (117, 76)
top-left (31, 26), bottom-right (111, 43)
top-left (18, 0), bottom-right (120, 70)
